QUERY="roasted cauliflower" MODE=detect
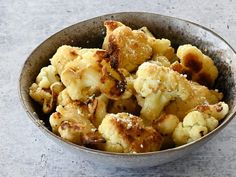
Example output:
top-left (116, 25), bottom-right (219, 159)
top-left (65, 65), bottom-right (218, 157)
top-left (29, 65), bottom-right (64, 113)
top-left (173, 44), bottom-right (218, 87)
top-left (172, 111), bottom-right (219, 146)
top-left (50, 45), bottom-right (81, 75)
top-left (134, 62), bottom-right (192, 122)
top-left (98, 113), bottom-right (163, 153)
top-left (57, 88), bottom-right (73, 106)
top-left (49, 102), bottom-right (105, 145)
top-left (193, 101), bottom-right (229, 121)
top-left (103, 20), bottom-right (152, 72)
top-left (153, 113), bottom-right (180, 136)
top-left (139, 26), bottom-right (175, 62)
top-left (152, 113), bottom-right (179, 149)
top-left (61, 49), bottom-right (126, 101)
top-left (165, 81), bottom-right (223, 120)
top-left (29, 20), bottom-right (229, 153)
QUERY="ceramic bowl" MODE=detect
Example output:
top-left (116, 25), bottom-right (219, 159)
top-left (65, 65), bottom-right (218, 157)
top-left (19, 12), bottom-right (236, 168)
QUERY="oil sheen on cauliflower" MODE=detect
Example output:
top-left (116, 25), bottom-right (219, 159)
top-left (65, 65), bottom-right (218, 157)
top-left (98, 113), bottom-right (163, 153)
top-left (172, 111), bottom-right (219, 146)
top-left (134, 62), bottom-right (192, 122)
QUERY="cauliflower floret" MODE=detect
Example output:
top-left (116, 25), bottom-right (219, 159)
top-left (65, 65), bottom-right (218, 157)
top-left (165, 81), bottom-right (223, 120)
top-left (57, 88), bottom-right (73, 106)
top-left (172, 111), bottom-right (219, 146)
top-left (172, 123), bottom-right (190, 146)
top-left (148, 38), bottom-right (175, 62)
top-left (173, 44), bottom-right (218, 87)
top-left (134, 62), bottom-right (192, 122)
top-left (98, 113), bottom-right (163, 153)
top-left (152, 114), bottom-right (179, 149)
top-left (102, 20), bottom-right (152, 72)
top-left (151, 56), bottom-right (171, 67)
top-left (57, 92), bottom-right (108, 128)
top-left (29, 64), bottom-right (64, 113)
top-left (102, 20), bottom-right (124, 50)
top-left (193, 102), bottom-right (229, 121)
top-left (29, 83), bottom-right (52, 108)
top-left (50, 45), bottom-right (81, 75)
top-left (139, 27), bottom-right (175, 62)
top-left (152, 114), bottom-right (180, 136)
top-left (36, 65), bottom-right (60, 89)
top-left (49, 102), bottom-right (105, 145)
top-left (61, 49), bottom-right (126, 101)
top-left (30, 82), bottom-right (64, 113)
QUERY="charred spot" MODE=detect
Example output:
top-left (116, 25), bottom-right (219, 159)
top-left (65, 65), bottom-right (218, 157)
top-left (195, 105), bottom-right (210, 112)
top-left (171, 62), bottom-right (183, 73)
top-left (104, 20), bottom-right (120, 31)
top-left (69, 50), bottom-right (78, 57)
top-left (126, 133), bottom-right (135, 142)
top-left (53, 112), bottom-right (61, 120)
top-left (109, 79), bottom-right (126, 97)
top-left (183, 53), bottom-right (202, 73)
top-left (108, 35), bottom-right (120, 69)
top-left (198, 72), bottom-right (213, 87)
top-left (95, 50), bottom-right (107, 62)
top-left (83, 132), bottom-right (106, 145)
top-left (200, 131), bottom-right (205, 136)
top-left (110, 55), bottom-right (119, 69)
top-left (100, 74), bottom-right (107, 84)
top-left (216, 104), bottom-right (223, 112)
top-left (60, 121), bottom-right (73, 130)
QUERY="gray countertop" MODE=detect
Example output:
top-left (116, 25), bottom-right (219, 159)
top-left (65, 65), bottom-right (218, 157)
top-left (1, 0), bottom-right (236, 176)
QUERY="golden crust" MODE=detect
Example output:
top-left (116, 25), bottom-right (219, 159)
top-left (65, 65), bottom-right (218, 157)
top-left (49, 102), bottom-right (105, 145)
top-left (50, 45), bottom-right (81, 75)
top-left (29, 20), bottom-right (228, 153)
top-left (61, 49), bottom-right (126, 101)
top-left (98, 113), bottom-right (163, 153)
top-left (164, 81), bottom-right (223, 120)
top-left (103, 20), bottom-right (152, 72)
top-left (174, 44), bottom-right (219, 87)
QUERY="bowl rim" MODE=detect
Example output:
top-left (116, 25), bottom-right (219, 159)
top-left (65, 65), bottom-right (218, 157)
top-left (18, 11), bottom-right (236, 157)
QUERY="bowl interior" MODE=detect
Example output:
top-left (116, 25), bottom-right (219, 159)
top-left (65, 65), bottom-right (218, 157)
top-left (19, 12), bottom-right (236, 156)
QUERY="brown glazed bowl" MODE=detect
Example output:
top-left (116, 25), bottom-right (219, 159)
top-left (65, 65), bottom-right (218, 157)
top-left (19, 12), bottom-right (236, 168)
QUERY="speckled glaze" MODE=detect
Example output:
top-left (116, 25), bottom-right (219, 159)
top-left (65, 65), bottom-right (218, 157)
top-left (19, 12), bottom-right (236, 168)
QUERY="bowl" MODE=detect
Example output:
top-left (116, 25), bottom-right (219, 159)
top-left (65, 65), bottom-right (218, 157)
top-left (19, 12), bottom-right (236, 168)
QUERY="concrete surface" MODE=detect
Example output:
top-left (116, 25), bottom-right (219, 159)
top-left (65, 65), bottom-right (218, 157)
top-left (1, 0), bottom-right (236, 176)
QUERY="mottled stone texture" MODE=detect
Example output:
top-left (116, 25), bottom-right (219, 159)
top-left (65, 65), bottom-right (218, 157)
top-left (1, 0), bottom-right (236, 177)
